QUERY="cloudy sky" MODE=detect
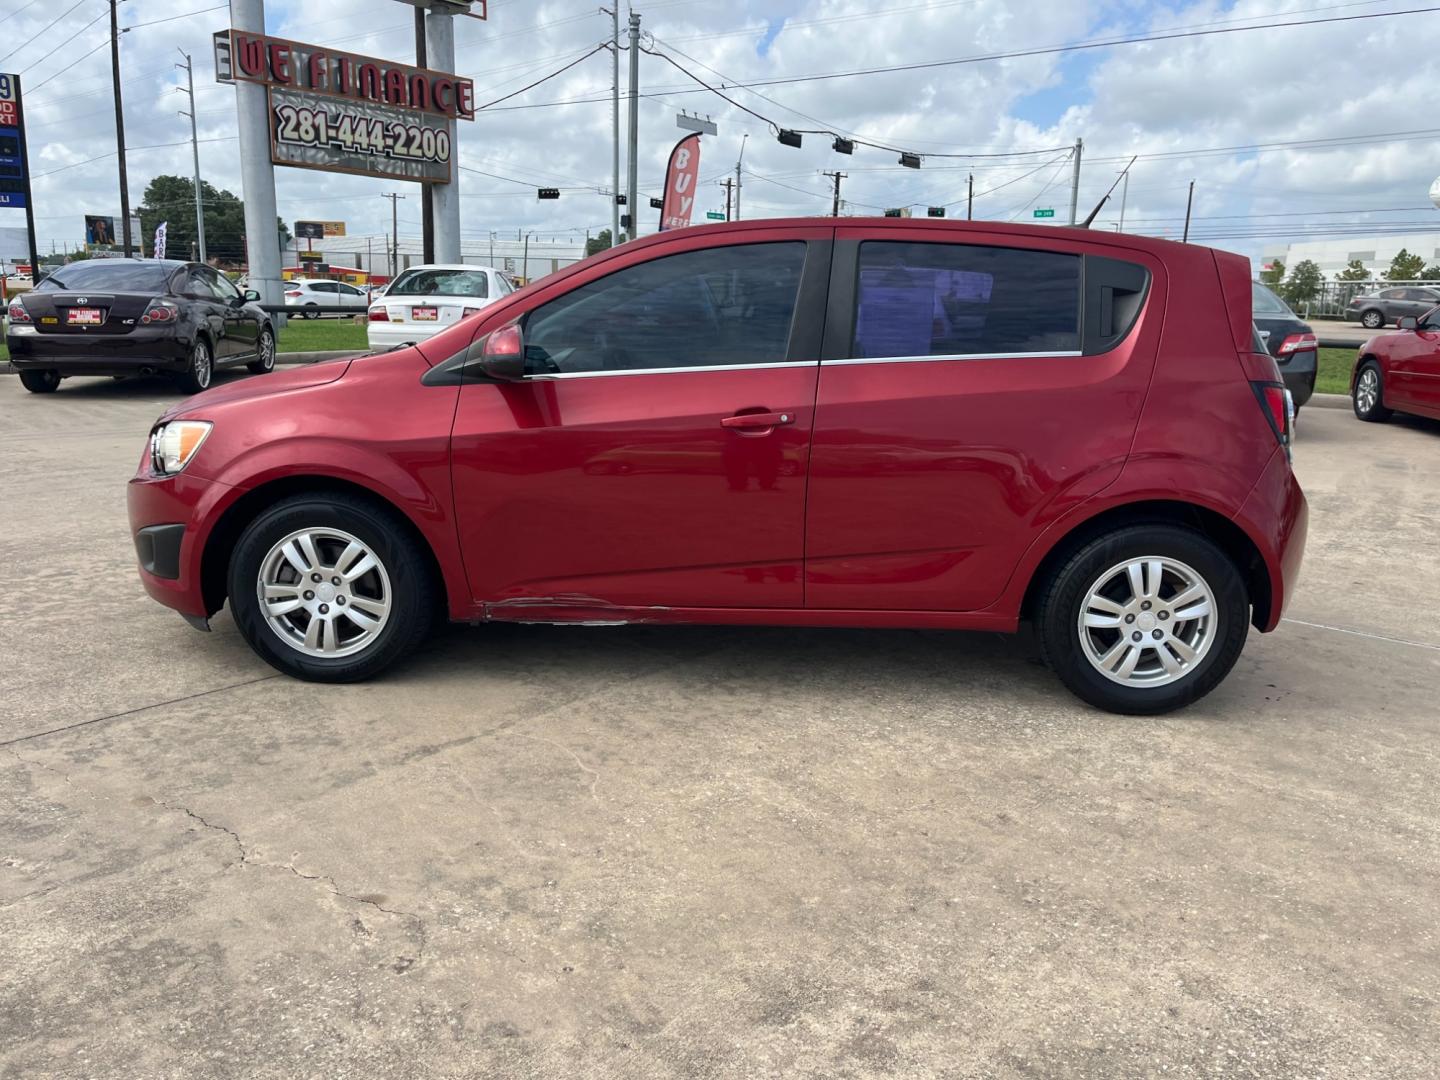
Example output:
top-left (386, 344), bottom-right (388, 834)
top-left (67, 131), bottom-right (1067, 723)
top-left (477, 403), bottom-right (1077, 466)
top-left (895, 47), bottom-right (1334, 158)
top-left (5, 0), bottom-right (1440, 265)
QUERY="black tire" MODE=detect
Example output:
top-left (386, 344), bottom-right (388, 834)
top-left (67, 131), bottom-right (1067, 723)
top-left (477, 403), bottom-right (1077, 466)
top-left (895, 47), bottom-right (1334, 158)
top-left (177, 336), bottom-right (213, 394)
top-left (227, 492), bottom-right (437, 682)
top-left (1360, 309), bottom-right (1385, 330)
top-left (302, 304), bottom-right (320, 320)
top-left (246, 326), bottom-right (276, 374)
top-left (18, 369), bottom-right (60, 393)
top-left (1352, 360), bottom-right (1392, 422)
top-left (1035, 524), bottom-right (1250, 715)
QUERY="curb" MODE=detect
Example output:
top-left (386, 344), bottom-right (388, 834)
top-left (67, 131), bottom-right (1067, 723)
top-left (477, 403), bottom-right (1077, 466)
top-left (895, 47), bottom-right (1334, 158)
top-left (1308, 393), bottom-right (1349, 410)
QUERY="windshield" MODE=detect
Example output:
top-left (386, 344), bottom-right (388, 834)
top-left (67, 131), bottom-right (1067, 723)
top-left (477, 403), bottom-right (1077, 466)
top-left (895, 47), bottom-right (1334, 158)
top-left (388, 268), bottom-right (489, 299)
top-left (1251, 281), bottom-right (1292, 315)
top-left (38, 262), bottom-right (175, 293)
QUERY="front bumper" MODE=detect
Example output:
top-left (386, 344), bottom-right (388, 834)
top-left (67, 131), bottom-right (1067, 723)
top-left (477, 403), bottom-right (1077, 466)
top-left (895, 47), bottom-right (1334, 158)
top-left (7, 326), bottom-right (189, 374)
top-left (127, 468), bottom-right (237, 619)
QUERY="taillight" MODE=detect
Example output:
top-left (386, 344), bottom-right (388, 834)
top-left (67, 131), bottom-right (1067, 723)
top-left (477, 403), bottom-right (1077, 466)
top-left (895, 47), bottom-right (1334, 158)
top-left (462, 307), bottom-right (482, 318)
top-left (140, 300), bottom-right (179, 325)
top-left (285, 290), bottom-right (303, 298)
top-left (1275, 332), bottom-right (1317, 355)
top-left (7, 301), bottom-right (30, 323)
top-left (368, 307), bottom-right (389, 321)
top-left (1252, 380), bottom-right (1292, 461)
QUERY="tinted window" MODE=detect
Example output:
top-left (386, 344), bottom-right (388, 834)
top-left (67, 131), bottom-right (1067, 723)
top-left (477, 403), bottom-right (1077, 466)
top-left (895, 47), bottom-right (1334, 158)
top-left (205, 268), bottom-right (240, 300)
top-left (338, 283), bottom-right (363, 295)
top-left (1251, 282), bottom-right (1292, 315)
top-left (181, 267), bottom-right (227, 301)
top-left (523, 242), bottom-right (805, 375)
top-left (308, 281), bottom-right (336, 293)
top-left (37, 261), bottom-right (174, 293)
top-left (853, 241), bottom-right (1080, 358)
top-left (390, 268), bottom-right (489, 298)
top-left (1381, 289), bottom-right (1405, 299)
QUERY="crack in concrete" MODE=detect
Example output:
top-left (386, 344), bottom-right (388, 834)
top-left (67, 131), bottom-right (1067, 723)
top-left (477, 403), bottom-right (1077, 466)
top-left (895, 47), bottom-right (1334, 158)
top-left (506, 731), bottom-right (602, 804)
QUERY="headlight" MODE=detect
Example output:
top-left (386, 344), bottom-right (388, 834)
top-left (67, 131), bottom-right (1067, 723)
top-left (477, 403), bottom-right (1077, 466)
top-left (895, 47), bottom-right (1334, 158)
top-left (150, 421), bottom-right (212, 476)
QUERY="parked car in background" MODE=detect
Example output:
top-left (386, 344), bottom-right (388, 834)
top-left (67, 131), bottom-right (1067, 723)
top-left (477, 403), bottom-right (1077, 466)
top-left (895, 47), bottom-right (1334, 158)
top-left (1251, 281), bottom-right (1317, 411)
top-left (366, 264), bottom-right (512, 350)
top-left (1352, 305), bottom-right (1440, 423)
top-left (7, 258), bottom-right (275, 394)
top-left (128, 219), bottom-right (1306, 715)
top-left (285, 278), bottom-right (370, 318)
top-left (1345, 285), bottom-right (1440, 329)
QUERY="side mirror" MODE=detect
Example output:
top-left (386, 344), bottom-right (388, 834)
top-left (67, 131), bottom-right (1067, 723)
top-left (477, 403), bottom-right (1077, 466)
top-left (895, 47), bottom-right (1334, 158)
top-left (1398, 315), bottom-right (1418, 330)
top-left (478, 323), bottom-right (525, 380)
top-left (243, 289), bottom-right (261, 302)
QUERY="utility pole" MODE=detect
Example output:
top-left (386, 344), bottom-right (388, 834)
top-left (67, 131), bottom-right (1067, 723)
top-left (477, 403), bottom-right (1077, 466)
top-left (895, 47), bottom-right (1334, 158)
top-left (606, 5), bottom-right (620, 247)
top-left (383, 192), bottom-right (405, 278)
top-left (109, 0), bottom-right (132, 257)
top-left (1118, 170), bottom-right (1130, 232)
top-left (176, 51), bottom-right (206, 264)
top-left (823, 171), bottom-right (846, 217)
top-left (722, 177), bottom-right (733, 221)
top-left (1182, 180), bottom-right (1195, 243)
top-left (967, 173), bottom-right (974, 220)
top-left (415, 8), bottom-right (434, 264)
top-left (734, 133), bottom-right (748, 221)
top-left (625, 10), bottom-right (641, 241)
top-left (521, 230), bottom-right (531, 283)
top-left (1067, 137), bottom-right (1083, 226)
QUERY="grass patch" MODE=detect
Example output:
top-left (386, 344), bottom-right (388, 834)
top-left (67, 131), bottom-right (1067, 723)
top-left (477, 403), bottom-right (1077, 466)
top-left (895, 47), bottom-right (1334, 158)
top-left (276, 318), bottom-right (368, 353)
top-left (1317, 348), bottom-right (1355, 396)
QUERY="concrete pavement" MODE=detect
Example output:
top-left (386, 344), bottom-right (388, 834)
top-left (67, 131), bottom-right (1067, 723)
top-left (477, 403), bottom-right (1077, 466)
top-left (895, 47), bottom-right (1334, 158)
top-left (2, 374), bottom-right (1439, 1078)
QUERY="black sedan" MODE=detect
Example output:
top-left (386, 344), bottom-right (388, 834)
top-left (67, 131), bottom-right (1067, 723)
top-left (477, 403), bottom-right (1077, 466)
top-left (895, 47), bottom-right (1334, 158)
top-left (1252, 281), bottom-right (1317, 410)
top-left (5, 259), bottom-right (275, 394)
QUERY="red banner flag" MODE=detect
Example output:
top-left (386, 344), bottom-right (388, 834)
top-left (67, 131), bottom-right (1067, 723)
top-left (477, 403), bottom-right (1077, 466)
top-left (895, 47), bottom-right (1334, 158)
top-left (659, 133), bottom-right (702, 232)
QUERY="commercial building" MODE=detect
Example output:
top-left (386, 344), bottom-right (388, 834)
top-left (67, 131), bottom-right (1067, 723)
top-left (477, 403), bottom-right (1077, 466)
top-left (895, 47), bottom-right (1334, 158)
top-left (1261, 232), bottom-right (1440, 278)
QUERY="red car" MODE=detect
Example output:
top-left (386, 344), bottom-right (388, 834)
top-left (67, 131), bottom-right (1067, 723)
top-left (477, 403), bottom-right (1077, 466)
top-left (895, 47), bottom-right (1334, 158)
top-left (128, 219), bottom-right (1306, 715)
top-left (1352, 308), bottom-right (1440, 423)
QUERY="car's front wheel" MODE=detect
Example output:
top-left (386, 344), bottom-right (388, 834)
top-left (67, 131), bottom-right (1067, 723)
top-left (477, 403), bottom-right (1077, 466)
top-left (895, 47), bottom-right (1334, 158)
top-left (1036, 524), bottom-right (1249, 715)
top-left (246, 327), bottom-right (276, 374)
top-left (1360, 309), bottom-right (1385, 329)
top-left (18, 369), bottom-right (60, 394)
top-left (302, 304), bottom-right (319, 320)
top-left (177, 337), bottom-right (213, 394)
top-left (1353, 360), bottom-right (1392, 422)
top-left (227, 493), bottom-right (437, 682)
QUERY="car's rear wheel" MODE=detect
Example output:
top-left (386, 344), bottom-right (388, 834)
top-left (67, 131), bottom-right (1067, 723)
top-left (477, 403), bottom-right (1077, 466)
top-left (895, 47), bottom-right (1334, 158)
top-left (246, 327), bottom-right (276, 374)
top-left (1353, 361), bottom-right (1392, 422)
top-left (302, 304), bottom-right (319, 320)
top-left (227, 493), bottom-right (436, 682)
top-left (1360, 309), bottom-right (1385, 329)
top-left (177, 337), bottom-right (213, 394)
top-left (18, 369), bottom-right (60, 394)
top-left (1036, 524), bottom-right (1249, 715)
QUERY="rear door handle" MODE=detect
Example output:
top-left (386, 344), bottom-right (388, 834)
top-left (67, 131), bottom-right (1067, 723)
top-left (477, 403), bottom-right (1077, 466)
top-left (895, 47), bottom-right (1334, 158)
top-left (721, 411), bottom-right (795, 434)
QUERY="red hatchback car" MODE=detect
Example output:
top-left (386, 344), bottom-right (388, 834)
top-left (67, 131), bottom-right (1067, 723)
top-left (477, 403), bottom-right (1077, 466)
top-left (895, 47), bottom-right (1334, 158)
top-left (128, 219), bottom-right (1307, 714)
top-left (1352, 307), bottom-right (1440, 423)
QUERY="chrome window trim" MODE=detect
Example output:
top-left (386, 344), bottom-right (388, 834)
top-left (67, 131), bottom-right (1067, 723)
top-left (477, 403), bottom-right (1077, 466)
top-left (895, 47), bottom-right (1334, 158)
top-left (526, 360), bottom-right (818, 380)
top-left (821, 350), bottom-right (1083, 367)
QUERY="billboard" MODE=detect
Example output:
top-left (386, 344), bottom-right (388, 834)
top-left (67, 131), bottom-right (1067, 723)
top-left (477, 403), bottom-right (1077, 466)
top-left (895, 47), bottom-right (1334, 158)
top-left (85, 215), bottom-right (116, 246)
top-left (215, 29), bottom-right (472, 184)
top-left (295, 220), bottom-right (346, 239)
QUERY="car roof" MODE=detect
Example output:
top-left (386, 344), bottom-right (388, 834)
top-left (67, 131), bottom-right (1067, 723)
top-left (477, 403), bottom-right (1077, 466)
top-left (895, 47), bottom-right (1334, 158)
top-left (394, 264), bottom-right (500, 273)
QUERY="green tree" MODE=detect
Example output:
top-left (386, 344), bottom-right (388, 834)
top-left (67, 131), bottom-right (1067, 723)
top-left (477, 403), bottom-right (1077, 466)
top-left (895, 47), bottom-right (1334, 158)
top-left (1383, 248), bottom-right (1426, 281)
top-left (1282, 259), bottom-right (1323, 307)
top-left (585, 228), bottom-right (613, 258)
top-left (137, 175), bottom-right (291, 265)
top-left (1335, 259), bottom-right (1370, 282)
top-left (1259, 259), bottom-right (1284, 287)
top-left (1421, 264), bottom-right (1440, 282)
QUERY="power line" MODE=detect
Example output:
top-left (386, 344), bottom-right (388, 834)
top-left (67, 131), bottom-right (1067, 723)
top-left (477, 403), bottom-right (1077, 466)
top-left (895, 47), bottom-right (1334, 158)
top-left (125, 3), bottom-right (228, 30)
top-left (0, 0), bottom-right (94, 66)
top-left (474, 43), bottom-right (611, 112)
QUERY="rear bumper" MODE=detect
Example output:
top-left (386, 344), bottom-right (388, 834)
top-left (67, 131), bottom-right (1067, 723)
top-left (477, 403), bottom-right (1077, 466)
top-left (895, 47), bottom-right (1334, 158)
top-left (7, 326), bottom-right (188, 373)
top-left (366, 323), bottom-right (445, 351)
top-left (1278, 348), bottom-right (1317, 406)
top-left (1234, 447), bottom-right (1308, 632)
top-left (127, 468), bottom-right (237, 618)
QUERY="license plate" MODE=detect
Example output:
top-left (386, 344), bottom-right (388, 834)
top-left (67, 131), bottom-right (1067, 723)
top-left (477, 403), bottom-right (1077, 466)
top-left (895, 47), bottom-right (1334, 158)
top-left (412, 307), bottom-right (438, 321)
top-left (66, 307), bottom-right (103, 325)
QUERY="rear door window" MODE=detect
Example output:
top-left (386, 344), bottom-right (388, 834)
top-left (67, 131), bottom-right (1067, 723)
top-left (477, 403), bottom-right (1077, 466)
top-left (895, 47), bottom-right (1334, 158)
top-left (852, 241), bottom-right (1080, 358)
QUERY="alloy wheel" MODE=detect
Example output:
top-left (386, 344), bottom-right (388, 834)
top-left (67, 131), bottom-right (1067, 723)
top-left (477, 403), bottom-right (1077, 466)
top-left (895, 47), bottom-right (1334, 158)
top-left (258, 330), bottom-right (275, 370)
top-left (1356, 367), bottom-right (1379, 413)
top-left (193, 340), bottom-right (212, 389)
top-left (256, 527), bottom-right (392, 658)
top-left (1077, 557), bottom-right (1216, 687)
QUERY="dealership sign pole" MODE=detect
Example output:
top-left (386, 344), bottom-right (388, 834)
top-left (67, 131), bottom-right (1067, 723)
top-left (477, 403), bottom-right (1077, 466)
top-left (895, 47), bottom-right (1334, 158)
top-left (0, 73), bottom-right (40, 278)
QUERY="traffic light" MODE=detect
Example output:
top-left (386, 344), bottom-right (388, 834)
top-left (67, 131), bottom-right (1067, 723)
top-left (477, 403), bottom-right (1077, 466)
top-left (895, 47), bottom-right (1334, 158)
top-left (927, 206), bottom-right (946, 218)
top-left (537, 188), bottom-right (560, 199)
top-left (620, 213), bottom-right (633, 230)
top-left (649, 197), bottom-right (664, 209)
top-left (832, 137), bottom-right (854, 155)
top-left (615, 194), bottom-right (627, 205)
top-left (899, 153), bottom-right (921, 169)
top-left (777, 129), bottom-right (803, 148)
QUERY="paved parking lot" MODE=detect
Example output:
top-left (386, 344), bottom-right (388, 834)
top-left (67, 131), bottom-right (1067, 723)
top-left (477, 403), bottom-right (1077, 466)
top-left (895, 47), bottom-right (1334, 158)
top-left (3, 373), bottom-right (1438, 1078)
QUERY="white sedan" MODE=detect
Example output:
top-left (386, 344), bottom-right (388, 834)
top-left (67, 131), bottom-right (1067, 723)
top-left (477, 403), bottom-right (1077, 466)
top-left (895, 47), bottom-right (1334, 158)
top-left (366, 264), bottom-right (513, 350)
top-left (284, 279), bottom-right (371, 318)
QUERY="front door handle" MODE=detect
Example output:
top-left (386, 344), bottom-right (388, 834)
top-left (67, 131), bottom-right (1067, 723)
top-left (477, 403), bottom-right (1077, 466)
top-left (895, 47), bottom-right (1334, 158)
top-left (721, 411), bottom-right (795, 434)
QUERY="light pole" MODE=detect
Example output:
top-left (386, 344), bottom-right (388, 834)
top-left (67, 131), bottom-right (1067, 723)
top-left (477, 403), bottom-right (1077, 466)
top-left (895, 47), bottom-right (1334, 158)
top-left (176, 50), bottom-right (206, 263)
